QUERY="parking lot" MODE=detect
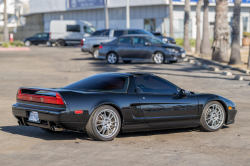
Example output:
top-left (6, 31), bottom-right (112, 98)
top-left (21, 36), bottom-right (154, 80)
top-left (0, 46), bottom-right (250, 166)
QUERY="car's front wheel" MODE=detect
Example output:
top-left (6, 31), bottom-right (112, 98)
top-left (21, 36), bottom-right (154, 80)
top-left (153, 52), bottom-right (165, 64)
top-left (107, 52), bottom-right (118, 64)
top-left (86, 105), bottom-right (121, 141)
top-left (199, 101), bottom-right (225, 132)
top-left (25, 41), bottom-right (31, 47)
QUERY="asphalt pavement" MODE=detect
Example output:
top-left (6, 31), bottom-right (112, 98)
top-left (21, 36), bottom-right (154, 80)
top-left (0, 46), bottom-right (249, 166)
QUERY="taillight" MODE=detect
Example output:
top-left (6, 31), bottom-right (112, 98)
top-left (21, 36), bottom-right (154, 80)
top-left (49, 32), bottom-right (51, 40)
top-left (99, 45), bottom-right (103, 49)
top-left (17, 89), bottom-right (64, 105)
top-left (81, 39), bottom-right (84, 46)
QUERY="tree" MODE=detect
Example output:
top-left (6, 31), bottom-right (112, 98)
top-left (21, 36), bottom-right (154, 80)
top-left (248, 46), bottom-right (250, 68)
top-left (3, 0), bottom-right (9, 42)
top-left (212, 0), bottom-right (230, 62)
top-left (169, 0), bottom-right (174, 38)
top-left (229, 0), bottom-right (242, 64)
top-left (195, 0), bottom-right (202, 54)
top-left (183, 0), bottom-right (192, 52)
top-left (201, 0), bottom-right (211, 55)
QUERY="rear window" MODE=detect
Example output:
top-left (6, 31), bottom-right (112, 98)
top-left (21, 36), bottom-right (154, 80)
top-left (63, 74), bottom-right (129, 93)
top-left (92, 30), bottom-right (108, 36)
top-left (114, 30), bottom-right (124, 37)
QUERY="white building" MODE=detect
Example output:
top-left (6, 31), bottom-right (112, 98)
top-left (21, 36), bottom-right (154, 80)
top-left (23, 0), bottom-right (250, 44)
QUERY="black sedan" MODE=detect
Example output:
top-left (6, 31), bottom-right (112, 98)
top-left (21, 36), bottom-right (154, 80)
top-left (12, 73), bottom-right (237, 141)
top-left (151, 31), bottom-right (176, 44)
top-left (23, 33), bottom-right (50, 47)
top-left (98, 35), bottom-right (186, 64)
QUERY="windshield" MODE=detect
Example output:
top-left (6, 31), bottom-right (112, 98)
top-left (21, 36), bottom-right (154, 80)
top-left (91, 30), bottom-right (108, 36)
top-left (145, 36), bottom-right (165, 45)
top-left (63, 74), bottom-right (129, 93)
top-left (84, 26), bottom-right (96, 34)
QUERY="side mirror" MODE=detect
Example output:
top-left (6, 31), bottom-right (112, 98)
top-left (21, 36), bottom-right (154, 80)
top-left (180, 89), bottom-right (187, 97)
top-left (145, 42), bottom-right (151, 46)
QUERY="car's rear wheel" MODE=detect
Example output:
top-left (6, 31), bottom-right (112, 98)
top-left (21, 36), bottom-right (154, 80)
top-left (123, 60), bottom-right (131, 64)
top-left (25, 41), bottom-right (31, 47)
top-left (92, 48), bottom-right (99, 59)
top-left (199, 101), bottom-right (225, 132)
top-left (107, 52), bottom-right (118, 64)
top-left (86, 105), bottom-right (121, 141)
top-left (57, 39), bottom-right (65, 47)
top-left (153, 52), bottom-right (165, 64)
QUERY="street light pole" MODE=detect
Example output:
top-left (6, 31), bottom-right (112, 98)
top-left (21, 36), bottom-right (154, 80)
top-left (126, 0), bottom-right (130, 29)
top-left (3, 0), bottom-right (9, 42)
top-left (104, 0), bottom-right (109, 29)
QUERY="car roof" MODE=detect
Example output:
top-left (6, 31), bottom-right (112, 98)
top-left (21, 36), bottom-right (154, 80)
top-left (120, 34), bottom-right (152, 37)
top-left (97, 72), bottom-right (155, 76)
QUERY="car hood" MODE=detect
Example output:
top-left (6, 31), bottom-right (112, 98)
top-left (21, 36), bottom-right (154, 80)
top-left (162, 43), bottom-right (184, 50)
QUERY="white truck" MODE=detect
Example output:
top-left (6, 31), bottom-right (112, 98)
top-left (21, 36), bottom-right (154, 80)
top-left (49, 20), bottom-right (96, 46)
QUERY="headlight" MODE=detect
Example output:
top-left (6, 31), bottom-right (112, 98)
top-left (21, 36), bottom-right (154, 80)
top-left (180, 48), bottom-right (184, 52)
top-left (162, 38), bottom-right (168, 42)
top-left (165, 48), bottom-right (178, 53)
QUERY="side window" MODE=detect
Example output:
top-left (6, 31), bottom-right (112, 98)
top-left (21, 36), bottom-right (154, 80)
top-left (41, 33), bottom-right (48, 38)
top-left (128, 30), bottom-right (140, 34)
top-left (67, 25), bottom-right (80, 32)
top-left (114, 30), bottom-right (124, 37)
top-left (119, 37), bottom-right (132, 44)
top-left (133, 37), bottom-right (145, 45)
top-left (135, 75), bottom-right (178, 94)
top-left (101, 31), bottom-right (110, 37)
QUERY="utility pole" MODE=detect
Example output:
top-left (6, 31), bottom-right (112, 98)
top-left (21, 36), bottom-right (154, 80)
top-left (3, 0), bottom-right (9, 42)
top-left (126, 0), bottom-right (130, 29)
top-left (104, 0), bottom-right (109, 29)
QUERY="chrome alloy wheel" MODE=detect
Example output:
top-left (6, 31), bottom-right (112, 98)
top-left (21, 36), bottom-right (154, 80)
top-left (95, 109), bottom-right (119, 138)
top-left (154, 53), bottom-right (164, 64)
top-left (93, 49), bottom-right (99, 59)
top-left (107, 53), bottom-right (117, 64)
top-left (205, 104), bottom-right (224, 130)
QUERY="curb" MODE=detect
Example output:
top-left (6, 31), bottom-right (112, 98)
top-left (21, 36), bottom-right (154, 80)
top-left (187, 54), bottom-right (250, 75)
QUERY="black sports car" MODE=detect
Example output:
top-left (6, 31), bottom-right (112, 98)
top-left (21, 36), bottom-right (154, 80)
top-left (23, 33), bottom-right (50, 47)
top-left (12, 73), bottom-right (237, 141)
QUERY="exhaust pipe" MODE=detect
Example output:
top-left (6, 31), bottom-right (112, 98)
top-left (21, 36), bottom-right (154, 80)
top-left (50, 126), bottom-right (64, 131)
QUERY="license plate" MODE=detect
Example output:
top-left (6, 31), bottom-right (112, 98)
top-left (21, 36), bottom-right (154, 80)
top-left (29, 111), bottom-right (40, 122)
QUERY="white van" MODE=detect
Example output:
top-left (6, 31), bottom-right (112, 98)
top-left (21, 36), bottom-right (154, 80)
top-left (49, 20), bottom-right (96, 46)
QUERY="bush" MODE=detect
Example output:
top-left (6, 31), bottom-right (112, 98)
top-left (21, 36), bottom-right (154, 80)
top-left (243, 31), bottom-right (250, 37)
top-left (2, 42), bottom-right (9, 48)
top-left (175, 38), bottom-right (195, 47)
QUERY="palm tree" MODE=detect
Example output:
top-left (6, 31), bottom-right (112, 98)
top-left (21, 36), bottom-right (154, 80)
top-left (169, 0), bottom-right (174, 38)
top-left (201, 0), bottom-right (211, 55)
top-left (212, 0), bottom-right (230, 62)
top-left (183, 0), bottom-right (192, 52)
top-left (195, 0), bottom-right (202, 54)
top-left (229, 0), bottom-right (242, 64)
top-left (3, 0), bottom-right (9, 42)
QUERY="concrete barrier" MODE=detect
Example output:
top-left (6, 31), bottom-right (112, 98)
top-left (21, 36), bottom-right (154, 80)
top-left (234, 75), bottom-right (244, 81)
top-left (195, 61), bottom-right (202, 66)
top-left (189, 59), bottom-right (195, 64)
top-left (183, 58), bottom-right (188, 62)
top-left (222, 71), bottom-right (232, 76)
top-left (210, 67), bottom-right (220, 72)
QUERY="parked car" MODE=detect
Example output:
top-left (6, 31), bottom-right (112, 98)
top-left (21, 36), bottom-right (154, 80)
top-left (98, 34), bottom-right (186, 64)
top-left (49, 20), bottom-right (96, 46)
top-left (12, 72), bottom-right (237, 141)
top-left (151, 31), bottom-right (176, 44)
top-left (81, 29), bottom-right (155, 59)
top-left (23, 33), bottom-right (50, 46)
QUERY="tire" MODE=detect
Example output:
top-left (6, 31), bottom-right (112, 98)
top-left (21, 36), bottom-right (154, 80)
top-left (46, 41), bottom-right (51, 47)
top-left (41, 128), bottom-right (62, 133)
top-left (86, 105), bottom-right (121, 141)
top-left (25, 41), bottom-right (31, 47)
top-left (91, 47), bottom-right (99, 59)
top-left (153, 52), bottom-right (165, 64)
top-left (123, 60), bottom-right (131, 64)
top-left (107, 52), bottom-right (118, 64)
top-left (199, 101), bottom-right (225, 132)
top-left (57, 39), bottom-right (65, 47)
